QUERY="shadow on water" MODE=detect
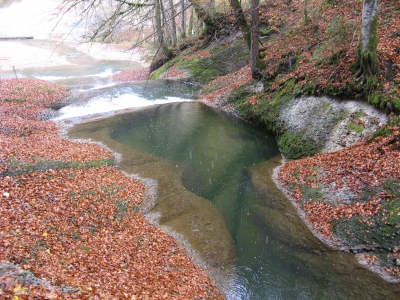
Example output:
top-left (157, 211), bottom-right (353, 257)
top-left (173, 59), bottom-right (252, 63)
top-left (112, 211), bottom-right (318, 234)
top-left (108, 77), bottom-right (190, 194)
top-left (68, 100), bottom-right (400, 300)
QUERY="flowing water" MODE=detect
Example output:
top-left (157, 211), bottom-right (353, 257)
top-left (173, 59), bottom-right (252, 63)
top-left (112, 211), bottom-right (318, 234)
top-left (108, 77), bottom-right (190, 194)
top-left (2, 40), bottom-right (399, 299)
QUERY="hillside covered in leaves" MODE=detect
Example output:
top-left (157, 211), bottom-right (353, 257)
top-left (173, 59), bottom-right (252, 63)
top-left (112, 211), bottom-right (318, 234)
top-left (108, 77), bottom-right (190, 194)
top-left (151, 0), bottom-right (399, 120)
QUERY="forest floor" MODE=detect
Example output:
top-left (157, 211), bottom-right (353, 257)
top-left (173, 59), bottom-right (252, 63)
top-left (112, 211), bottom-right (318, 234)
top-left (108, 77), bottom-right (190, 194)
top-left (0, 78), bottom-right (222, 299)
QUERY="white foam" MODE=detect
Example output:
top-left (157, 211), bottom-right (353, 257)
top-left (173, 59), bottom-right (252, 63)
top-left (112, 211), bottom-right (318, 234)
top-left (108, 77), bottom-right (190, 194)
top-left (34, 68), bottom-right (114, 82)
top-left (35, 75), bottom-right (71, 81)
top-left (54, 93), bottom-right (192, 120)
top-left (88, 82), bottom-right (116, 90)
top-left (87, 68), bottom-right (114, 78)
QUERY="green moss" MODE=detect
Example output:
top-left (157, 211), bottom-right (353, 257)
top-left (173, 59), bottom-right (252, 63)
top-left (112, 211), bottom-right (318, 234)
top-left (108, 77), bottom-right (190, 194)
top-left (259, 26), bottom-right (277, 37)
top-left (331, 214), bottom-right (398, 250)
top-left (277, 131), bottom-right (320, 159)
top-left (392, 98), bottom-right (400, 112)
top-left (181, 40), bottom-right (248, 84)
top-left (1, 157), bottom-right (114, 176)
top-left (368, 92), bottom-right (388, 110)
top-left (226, 85), bottom-right (251, 104)
top-left (353, 109), bottom-right (365, 120)
top-left (291, 172), bottom-right (300, 179)
top-left (301, 184), bottom-right (325, 202)
top-left (369, 115), bottom-right (400, 142)
top-left (311, 17), bottom-right (355, 66)
top-left (149, 59), bottom-right (177, 80)
top-left (330, 179), bottom-right (400, 253)
top-left (0, 98), bottom-right (25, 103)
top-left (180, 56), bottom-right (220, 84)
top-left (231, 78), bottom-right (299, 133)
top-left (334, 109), bottom-right (349, 124)
top-left (115, 200), bottom-right (129, 222)
top-left (369, 126), bottom-right (392, 142)
top-left (347, 121), bottom-right (364, 134)
top-left (324, 0), bottom-right (336, 5)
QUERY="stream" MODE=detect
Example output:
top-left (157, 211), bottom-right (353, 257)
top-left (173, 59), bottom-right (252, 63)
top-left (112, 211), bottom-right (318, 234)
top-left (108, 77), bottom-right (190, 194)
top-left (2, 39), bottom-right (400, 299)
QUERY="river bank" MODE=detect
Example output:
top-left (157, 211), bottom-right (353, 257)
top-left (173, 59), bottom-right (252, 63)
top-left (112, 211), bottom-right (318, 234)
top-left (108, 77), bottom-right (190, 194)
top-left (0, 78), bottom-right (223, 298)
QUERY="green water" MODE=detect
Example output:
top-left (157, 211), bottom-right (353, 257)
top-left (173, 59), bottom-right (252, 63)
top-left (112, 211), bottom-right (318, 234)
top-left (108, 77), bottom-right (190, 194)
top-left (110, 103), bottom-right (279, 235)
top-left (65, 83), bottom-right (400, 299)
top-left (97, 102), bottom-right (399, 300)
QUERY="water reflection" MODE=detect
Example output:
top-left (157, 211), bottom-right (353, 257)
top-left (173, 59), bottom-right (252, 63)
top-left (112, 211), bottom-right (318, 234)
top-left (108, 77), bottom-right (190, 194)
top-left (109, 103), bottom-right (280, 236)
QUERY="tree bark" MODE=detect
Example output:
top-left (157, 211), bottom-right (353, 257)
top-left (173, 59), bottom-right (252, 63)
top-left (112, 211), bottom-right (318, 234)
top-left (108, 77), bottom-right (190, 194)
top-left (168, 0), bottom-right (177, 46)
top-left (188, 5), bottom-right (194, 36)
top-left (155, 0), bottom-right (172, 58)
top-left (229, 0), bottom-right (251, 49)
top-left (180, 0), bottom-right (186, 39)
top-left (250, 0), bottom-right (260, 79)
top-left (357, 0), bottom-right (379, 87)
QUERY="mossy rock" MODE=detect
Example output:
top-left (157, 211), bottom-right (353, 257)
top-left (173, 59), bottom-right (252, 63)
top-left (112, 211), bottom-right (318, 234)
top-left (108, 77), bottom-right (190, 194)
top-left (179, 56), bottom-right (220, 84)
top-left (369, 115), bottom-right (400, 142)
top-left (232, 79), bottom-right (298, 133)
top-left (277, 131), bottom-right (320, 159)
top-left (169, 39), bottom-right (249, 85)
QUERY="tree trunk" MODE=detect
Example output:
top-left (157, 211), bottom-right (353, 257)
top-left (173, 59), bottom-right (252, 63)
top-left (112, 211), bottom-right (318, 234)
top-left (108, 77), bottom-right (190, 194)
top-left (191, 1), bottom-right (215, 32)
top-left (250, 0), bottom-right (260, 79)
top-left (155, 0), bottom-right (172, 58)
top-left (168, 0), bottom-right (177, 46)
top-left (229, 0), bottom-right (251, 49)
top-left (180, 0), bottom-right (186, 39)
top-left (159, 0), bottom-right (169, 44)
top-left (358, 0), bottom-right (379, 85)
top-left (210, 0), bottom-right (216, 15)
top-left (188, 6), bottom-right (194, 36)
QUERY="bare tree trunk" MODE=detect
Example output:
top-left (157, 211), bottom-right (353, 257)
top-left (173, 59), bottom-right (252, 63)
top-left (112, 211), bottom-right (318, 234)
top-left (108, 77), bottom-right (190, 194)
top-left (188, 6), bottom-right (194, 36)
top-left (168, 0), bottom-right (177, 46)
top-left (250, 0), bottom-right (260, 79)
top-left (229, 0), bottom-right (251, 49)
top-left (155, 0), bottom-right (172, 58)
top-left (180, 0), bottom-right (186, 39)
top-left (210, 0), bottom-right (216, 15)
top-left (357, 0), bottom-right (379, 86)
